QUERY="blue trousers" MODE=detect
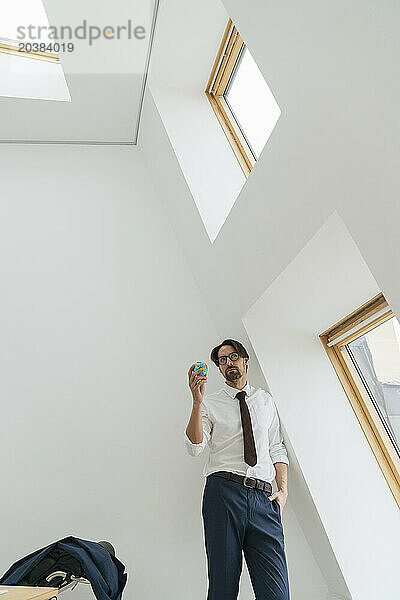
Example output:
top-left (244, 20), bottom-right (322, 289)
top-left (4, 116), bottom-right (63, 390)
top-left (202, 474), bottom-right (290, 600)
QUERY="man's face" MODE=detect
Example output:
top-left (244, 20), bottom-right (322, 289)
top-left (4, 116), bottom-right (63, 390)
top-left (217, 345), bottom-right (248, 382)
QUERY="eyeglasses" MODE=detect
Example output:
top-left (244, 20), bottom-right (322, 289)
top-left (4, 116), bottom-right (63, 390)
top-left (217, 352), bottom-right (239, 366)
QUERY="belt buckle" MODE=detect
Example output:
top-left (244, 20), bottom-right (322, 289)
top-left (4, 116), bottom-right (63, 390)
top-left (243, 476), bottom-right (254, 488)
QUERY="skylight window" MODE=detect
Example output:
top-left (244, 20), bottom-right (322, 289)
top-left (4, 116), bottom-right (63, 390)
top-left (0, 0), bottom-right (70, 101)
top-left (206, 20), bottom-right (281, 176)
top-left (321, 294), bottom-right (400, 507)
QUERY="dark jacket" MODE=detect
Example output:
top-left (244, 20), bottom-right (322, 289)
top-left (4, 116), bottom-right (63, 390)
top-left (0, 536), bottom-right (127, 600)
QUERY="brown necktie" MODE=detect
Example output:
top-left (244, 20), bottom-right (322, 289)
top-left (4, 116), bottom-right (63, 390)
top-left (236, 391), bottom-right (257, 467)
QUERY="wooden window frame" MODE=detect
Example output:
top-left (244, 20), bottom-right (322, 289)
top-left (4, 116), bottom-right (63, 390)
top-left (0, 37), bottom-right (60, 64)
top-left (320, 293), bottom-right (400, 508)
top-left (205, 19), bottom-right (256, 177)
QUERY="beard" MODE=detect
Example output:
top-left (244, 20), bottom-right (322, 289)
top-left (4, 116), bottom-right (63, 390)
top-left (225, 367), bottom-right (241, 381)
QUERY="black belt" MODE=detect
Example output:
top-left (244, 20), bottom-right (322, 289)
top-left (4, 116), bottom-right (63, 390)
top-left (211, 471), bottom-right (272, 493)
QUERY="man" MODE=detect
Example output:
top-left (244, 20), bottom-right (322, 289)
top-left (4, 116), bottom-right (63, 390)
top-left (185, 339), bottom-right (290, 600)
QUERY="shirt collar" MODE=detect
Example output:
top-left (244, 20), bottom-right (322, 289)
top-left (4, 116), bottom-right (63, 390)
top-left (223, 380), bottom-right (252, 398)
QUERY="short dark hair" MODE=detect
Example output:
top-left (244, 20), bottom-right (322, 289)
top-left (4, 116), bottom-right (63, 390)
top-left (210, 339), bottom-right (249, 367)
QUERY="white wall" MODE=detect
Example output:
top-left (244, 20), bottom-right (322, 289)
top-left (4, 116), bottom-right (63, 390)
top-left (0, 144), bottom-right (220, 600)
top-left (243, 213), bottom-right (400, 600)
top-left (150, 85), bottom-right (245, 242)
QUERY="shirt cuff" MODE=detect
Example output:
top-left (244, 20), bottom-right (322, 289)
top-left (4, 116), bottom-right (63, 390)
top-left (184, 431), bottom-right (207, 456)
top-left (184, 431), bottom-right (203, 446)
top-left (270, 454), bottom-right (289, 466)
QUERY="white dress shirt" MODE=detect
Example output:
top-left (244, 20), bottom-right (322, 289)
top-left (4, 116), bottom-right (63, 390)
top-left (184, 381), bottom-right (289, 483)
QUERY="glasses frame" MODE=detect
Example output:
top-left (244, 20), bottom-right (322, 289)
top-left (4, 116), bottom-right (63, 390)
top-left (217, 352), bottom-right (240, 366)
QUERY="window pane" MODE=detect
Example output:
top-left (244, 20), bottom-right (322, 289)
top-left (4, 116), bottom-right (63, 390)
top-left (2, 0), bottom-right (51, 42)
top-left (224, 47), bottom-right (281, 158)
top-left (346, 317), bottom-right (400, 456)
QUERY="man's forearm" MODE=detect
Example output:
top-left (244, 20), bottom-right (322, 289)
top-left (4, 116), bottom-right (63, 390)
top-left (186, 404), bottom-right (203, 444)
top-left (274, 462), bottom-right (288, 494)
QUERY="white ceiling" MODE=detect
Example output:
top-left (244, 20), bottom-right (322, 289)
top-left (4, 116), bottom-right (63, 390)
top-left (0, 0), bottom-right (159, 143)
